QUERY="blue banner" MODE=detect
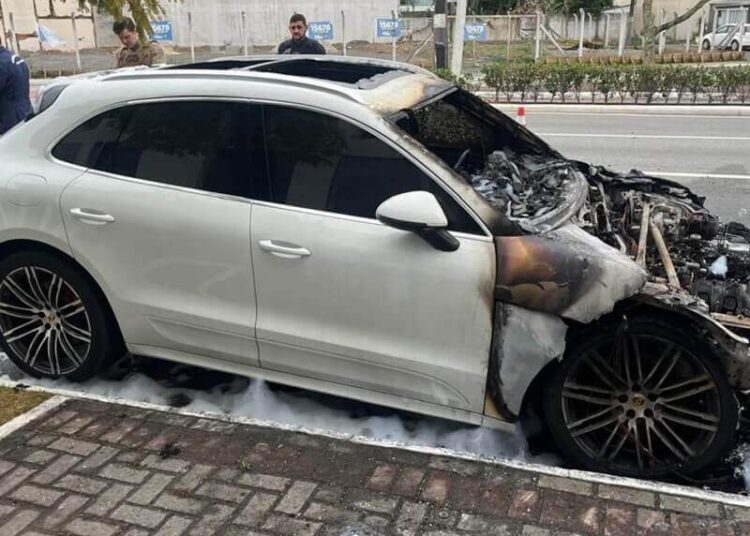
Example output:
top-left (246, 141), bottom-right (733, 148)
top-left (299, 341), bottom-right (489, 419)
top-left (149, 21), bottom-right (173, 42)
top-left (308, 21), bottom-right (334, 41)
top-left (376, 18), bottom-right (401, 38)
top-left (464, 23), bottom-right (487, 41)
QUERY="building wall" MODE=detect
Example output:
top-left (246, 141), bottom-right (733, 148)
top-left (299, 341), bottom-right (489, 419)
top-left (159, 0), bottom-right (401, 48)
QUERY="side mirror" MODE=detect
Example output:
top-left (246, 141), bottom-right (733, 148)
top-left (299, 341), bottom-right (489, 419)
top-left (376, 191), bottom-right (460, 252)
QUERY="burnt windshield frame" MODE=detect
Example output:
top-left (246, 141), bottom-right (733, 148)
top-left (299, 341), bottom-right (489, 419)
top-left (392, 87), bottom-right (561, 163)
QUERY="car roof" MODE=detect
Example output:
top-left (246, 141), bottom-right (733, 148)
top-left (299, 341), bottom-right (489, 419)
top-left (40, 56), bottom-right (455, 117)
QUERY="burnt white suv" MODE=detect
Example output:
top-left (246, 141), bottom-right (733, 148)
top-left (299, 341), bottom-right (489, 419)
top-left (2, 56), bottom-right (749, 479)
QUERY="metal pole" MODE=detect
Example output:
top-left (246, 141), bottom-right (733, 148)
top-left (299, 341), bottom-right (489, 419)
top-left (241, 12), bottom-right (248, 56)
top-left (535, 11), bottom-right (542, 60)
top-left (72, 13), bottom-right (81, 71)
top-left (618, 12), bottom-right (627, 56)
top-left (739, 8), bottom-right (748, 51)
top-left (451, 0), bottom-right (467, 75)
top-left (711, 7), bottom-right (719, 50)
top-left (341, 10), bottom-right (347, 56)
top-left (0, 0), bottom-right (9, 45)
top-left (188, 11), bottom-right (195, 63)
top-left (434, 0), bottom-right (447, 68)
top-left (390, 10), bottom-right (397, 62)
top-left (8, 12), bottom-right (18, 51)
top-left (604, 14), bottom-right (610, 47)
top-left (588, 13), bottom-right (594, 40)
top-left (578, 8), bottom-right (585, 57)
top-left (698, 15), bottom-right (704, 52)
top-left (685, 19), bottom-right (693, 52)
top-left (506, 12), bottom-right (511, 60)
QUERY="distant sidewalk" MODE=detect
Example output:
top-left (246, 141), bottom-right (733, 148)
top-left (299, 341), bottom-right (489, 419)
top-left (0, 393), bottom-right (749, 535)
top-left (492, 103), bottom-right (750, 116)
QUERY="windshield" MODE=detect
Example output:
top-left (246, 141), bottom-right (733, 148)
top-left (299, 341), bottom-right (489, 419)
top-left (391, 89), bottom-right (590, 226)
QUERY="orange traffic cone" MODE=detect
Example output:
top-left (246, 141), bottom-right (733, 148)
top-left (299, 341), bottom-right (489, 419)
top-left (516, 106), bottom-right (526, 126)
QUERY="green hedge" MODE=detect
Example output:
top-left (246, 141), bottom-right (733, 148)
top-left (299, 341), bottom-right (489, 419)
top-left (476, 63), bottom-right (750, 104)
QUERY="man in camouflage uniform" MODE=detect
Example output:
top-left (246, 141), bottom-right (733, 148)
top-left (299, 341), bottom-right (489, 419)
top-left (113, 17), bottom-right (164, 68)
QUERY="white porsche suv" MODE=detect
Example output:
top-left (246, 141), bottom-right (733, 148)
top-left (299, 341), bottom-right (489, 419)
top-left (2, 56), bottom-right (749, 479)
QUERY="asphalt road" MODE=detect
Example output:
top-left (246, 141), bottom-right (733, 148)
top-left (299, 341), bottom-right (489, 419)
top-left (522, 111), bottom-right (750, 226)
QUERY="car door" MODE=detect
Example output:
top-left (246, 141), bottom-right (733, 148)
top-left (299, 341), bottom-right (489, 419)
top-left (251, 104), bottom-right (495, 412)
top-left (58, 100), bottom-right (266, 365)
top-left (714, 25), bottom-right (731, 46)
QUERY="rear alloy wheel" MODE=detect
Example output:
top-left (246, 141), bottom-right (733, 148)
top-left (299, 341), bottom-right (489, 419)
top-left (544, 317), bottom-right (737, 478)
top-left (0, 251), bottom-right (118, 381)
top-left (702, 39), bottom-right (711, 51)
top-left (731, 40), bottom-right (740, 51)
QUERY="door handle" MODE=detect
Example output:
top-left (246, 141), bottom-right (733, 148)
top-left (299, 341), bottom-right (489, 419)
top-left (258, 240), bottom-right (311, 259)
top-left (70, 208), bottom-right (115, 225)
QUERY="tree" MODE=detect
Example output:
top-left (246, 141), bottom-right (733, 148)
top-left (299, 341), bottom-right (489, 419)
top-left (71, 0), bottom-right (164, 39)
top-left (641, 0), bottom-right (709, 61)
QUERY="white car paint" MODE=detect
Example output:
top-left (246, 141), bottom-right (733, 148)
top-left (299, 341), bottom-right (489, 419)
top-left (0, 66), bottom-right (507, 429)
top-left (702, 23), bottom-right (750, 50)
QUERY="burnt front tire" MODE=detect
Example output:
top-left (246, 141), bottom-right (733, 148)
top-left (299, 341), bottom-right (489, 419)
top-left (543, 315), bottom-right (737, 479)
top-left (0, 250), bottom-right (119, 381)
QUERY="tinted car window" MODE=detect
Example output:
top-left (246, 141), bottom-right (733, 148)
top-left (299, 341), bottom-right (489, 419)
top-left (263, 106), bottom-right (482, 234)
top-left (52, 109), bottom-right (125, 168)
top-left (54, 102), bottom-right (266, 199)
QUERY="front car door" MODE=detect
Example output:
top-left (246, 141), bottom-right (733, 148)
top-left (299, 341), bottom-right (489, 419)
top-left (251, 104), bottom-right (495, 413)
top-left (57, 100), bottom-right (265, 365)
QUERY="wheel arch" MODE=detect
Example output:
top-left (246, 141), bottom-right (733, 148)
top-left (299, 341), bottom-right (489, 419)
top-left (519, 297), bottom-right (745, 422)
top-left (0, 239), bottom-right (126, 349)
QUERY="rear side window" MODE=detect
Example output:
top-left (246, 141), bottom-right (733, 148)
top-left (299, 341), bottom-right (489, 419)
top-left (52, 109), bottom-right (125, 168)
top-left (52, 101), bottom-right (267, 200)
top-left (264, 105), bottom-right (482, 234)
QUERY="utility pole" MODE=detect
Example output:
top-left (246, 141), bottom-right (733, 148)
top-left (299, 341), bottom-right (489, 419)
top-left (434, 0), bottom-right (447, 69)
top-left (451, 0), bottom-right (467, 76)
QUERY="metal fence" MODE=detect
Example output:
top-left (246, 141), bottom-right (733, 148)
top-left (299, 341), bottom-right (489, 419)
top-left (1, 4), bottom-right (744, 78)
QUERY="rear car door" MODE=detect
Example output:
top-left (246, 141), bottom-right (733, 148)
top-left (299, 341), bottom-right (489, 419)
top-left (57, 100), bottom-right (265, 365)
top-left (251, 104), bottom-right (495, 412)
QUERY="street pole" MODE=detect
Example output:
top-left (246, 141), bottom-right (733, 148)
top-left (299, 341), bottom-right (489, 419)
top-left (618, 12), bottom-right (627, 56)
top-left (578, 8), bottom-right (585, 57)
top-left (506, 12), bottom-right (511, 60)
top-left (450, 0), bottom-right (467, 76)
top-left (434, 0), bottom-right (447, 68)
top-left (241, 11), bottom-right (248, 56)
top-left (390, 10), bottom-right (397, 62)
top-left (535, 11), bottom-right (542, 61)
top-left (739, 8), bottom-right (748, 51)
top-left (341, 10), bottom-right (347, 56)
top-left (8, 11), bottom-right (18, 52)
top-left (711, 7), bottom-right (719, 50)
top-left (604, 14), bottom-right (610, 47)
top-left (188, 11), bottom-right (195, 63)
top-left (72, 13), bottom-right (81, 71)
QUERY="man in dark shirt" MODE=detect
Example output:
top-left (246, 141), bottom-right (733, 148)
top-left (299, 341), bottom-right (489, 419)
top-left (0, 37), bottom-right (31, 135)
top-left (278, 14), bottom-right (326, 55)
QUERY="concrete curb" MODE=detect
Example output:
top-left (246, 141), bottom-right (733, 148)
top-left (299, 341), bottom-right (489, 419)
top-left (491, 103), bottom-right (750, 116)
top-left (1, 377), bottom-right (749, 508)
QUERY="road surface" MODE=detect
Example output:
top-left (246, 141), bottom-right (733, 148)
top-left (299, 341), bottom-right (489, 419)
top-left (522, 110), bottom-right (750, 226)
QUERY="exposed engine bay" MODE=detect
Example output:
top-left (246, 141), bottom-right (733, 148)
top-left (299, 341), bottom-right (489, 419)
top-left (459, 149), bottom-right (750, 328)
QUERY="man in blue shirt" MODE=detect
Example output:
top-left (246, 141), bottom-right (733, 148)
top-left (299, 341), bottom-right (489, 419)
top-left (0, 37), bottom-right (32, 135)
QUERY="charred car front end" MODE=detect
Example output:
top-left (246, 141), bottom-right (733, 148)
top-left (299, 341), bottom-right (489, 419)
top-left (389, 84), bottom-right (750, 478)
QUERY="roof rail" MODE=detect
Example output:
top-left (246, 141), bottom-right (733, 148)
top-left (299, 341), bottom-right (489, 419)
top-left (98, 70), bottom-right (363, 104)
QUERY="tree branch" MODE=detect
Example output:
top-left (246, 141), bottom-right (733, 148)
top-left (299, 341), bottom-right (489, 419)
top-left (655, 0), bottom-right (710, 33)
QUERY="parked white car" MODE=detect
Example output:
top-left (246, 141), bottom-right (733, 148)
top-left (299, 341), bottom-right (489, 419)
top-left (701, 23), bottom-right (750, 51)
top-left (2, 56), bottom-right (749, 479)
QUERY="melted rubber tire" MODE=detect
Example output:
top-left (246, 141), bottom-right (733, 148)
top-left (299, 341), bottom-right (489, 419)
top-left (543, 315), bottom-right (738, 479)
top-left (0, 250), bottom-right (119, 381)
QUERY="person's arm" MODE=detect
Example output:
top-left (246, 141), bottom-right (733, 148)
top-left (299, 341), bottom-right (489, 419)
top-left (277, 41), bottom-right (287, 54)
top-left (314, 41), bottom-right (326, 55)
top-left (149, 42), bottom-right (165, 65)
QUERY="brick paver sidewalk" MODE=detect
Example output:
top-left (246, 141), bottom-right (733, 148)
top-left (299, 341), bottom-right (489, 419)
top-left (0, 398), bottom-right (748, 536)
